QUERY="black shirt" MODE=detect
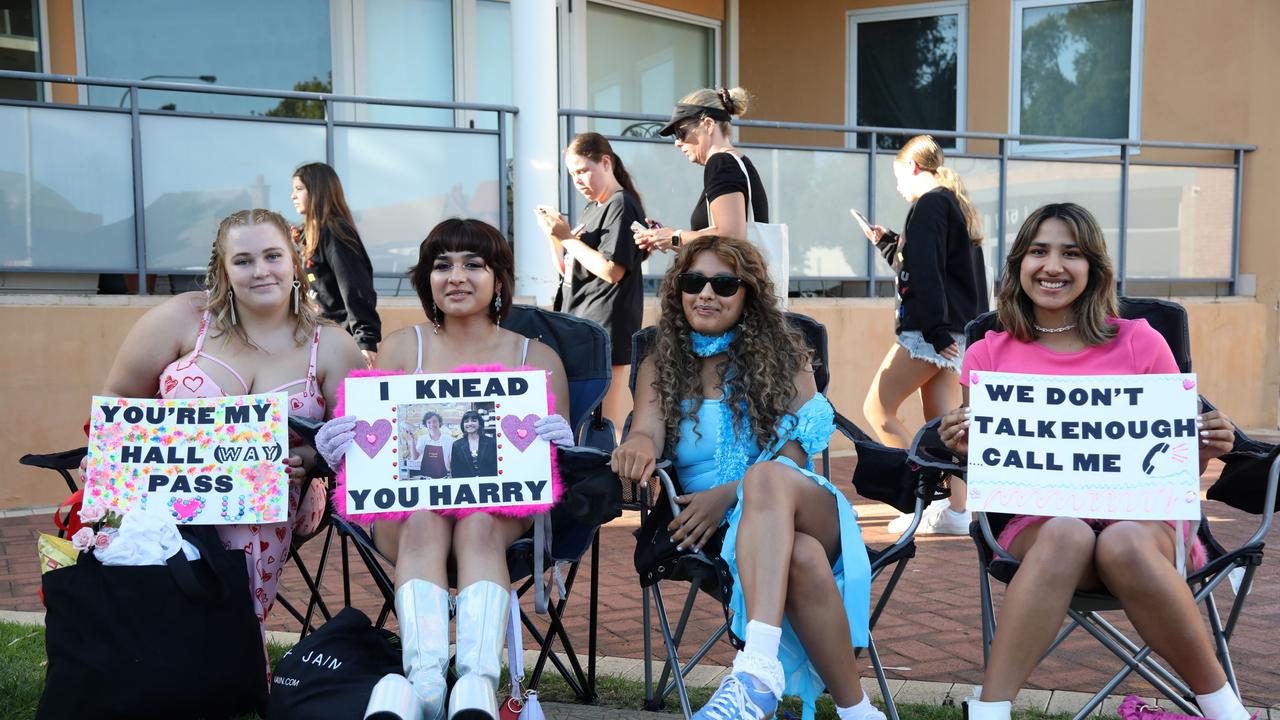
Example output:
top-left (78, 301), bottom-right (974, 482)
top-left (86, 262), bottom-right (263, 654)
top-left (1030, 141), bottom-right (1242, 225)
top-left (689, 152), bottom-right (769, 230)
top-left (306, 220), bottom-right (381, 351)
top-left (875, 187), bottom-right (988, 352)
top-left (557, 190), bottom-right (646, 366)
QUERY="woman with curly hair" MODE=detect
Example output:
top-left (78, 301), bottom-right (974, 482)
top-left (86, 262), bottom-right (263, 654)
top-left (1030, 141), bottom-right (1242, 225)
top-left (612, 235), bottom-right (882, 720)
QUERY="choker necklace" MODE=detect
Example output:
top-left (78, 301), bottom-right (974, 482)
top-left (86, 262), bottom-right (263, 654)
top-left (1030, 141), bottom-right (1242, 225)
top-left (690, 329), bottom-right (737, 357)
top-left (1034, 322), bottom-right (1076, 334)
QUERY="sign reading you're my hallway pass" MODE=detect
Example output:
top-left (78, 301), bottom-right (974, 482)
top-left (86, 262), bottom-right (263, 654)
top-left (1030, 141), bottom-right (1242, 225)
top-left (83, 393), bottom-right (290, 525)
top-left (966, 372), bottom-right (1201, 521)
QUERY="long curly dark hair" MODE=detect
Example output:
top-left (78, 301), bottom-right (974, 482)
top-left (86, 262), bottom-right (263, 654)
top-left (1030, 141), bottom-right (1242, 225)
top-left (653, 235), bottom-right (810, 452)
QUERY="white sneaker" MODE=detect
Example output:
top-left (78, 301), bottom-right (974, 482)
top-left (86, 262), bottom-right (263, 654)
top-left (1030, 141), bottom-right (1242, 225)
top-left (886, 498), bottom-right (946, 534)
top-left (908, 499), bottom-right (970, 536)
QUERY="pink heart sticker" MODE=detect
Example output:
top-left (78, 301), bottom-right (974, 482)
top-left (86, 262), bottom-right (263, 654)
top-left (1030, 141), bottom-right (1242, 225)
top-left (969, 373), bottom-right (980, 386)
top-left (1182, 379), bottom-right (1196, 390)
top-left (169, 496), bottom-right (206, 523)
top-left (353, 419), bottom-right (393, 458)
top-left (500, 414), bottom-right (542, 453)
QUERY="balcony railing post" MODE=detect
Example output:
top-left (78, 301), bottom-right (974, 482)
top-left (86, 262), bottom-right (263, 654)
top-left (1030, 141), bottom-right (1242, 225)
top-left (1231, 148), bottom-right (1244, 295)
top-left (997, 138), bottom-right (1008, 287)
top-left (498, 110), bottom-right (509, 238)
top-left (1118, 143), bottom-right (1131, 297)
top-left (324, 98), bottom-right (335, 166)
top-left (866, 132), bottom-right (877, 298)
top-left (564, 113), bottom-right (577, 228)
top-left (128, 85), bottom-right (148, 295)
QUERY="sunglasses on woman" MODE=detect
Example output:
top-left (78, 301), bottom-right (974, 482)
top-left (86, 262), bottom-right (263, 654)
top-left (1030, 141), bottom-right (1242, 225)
top-left (677, 272), bottom-right (744, 297)
top-left (673, 120), bottom-right (699, 142)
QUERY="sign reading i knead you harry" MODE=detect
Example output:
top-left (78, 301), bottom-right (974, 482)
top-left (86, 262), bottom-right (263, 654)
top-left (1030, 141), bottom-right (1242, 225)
top-left (83, 393), bottom-right (290, 525)
top-left (342, 371), bottom-right (555, 514)
top-left (966, 372), bottom-right (1201, 521)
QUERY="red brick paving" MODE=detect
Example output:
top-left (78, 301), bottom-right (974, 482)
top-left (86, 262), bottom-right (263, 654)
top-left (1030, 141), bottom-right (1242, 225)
top-left (5, 456), bottom-right (1277, 707)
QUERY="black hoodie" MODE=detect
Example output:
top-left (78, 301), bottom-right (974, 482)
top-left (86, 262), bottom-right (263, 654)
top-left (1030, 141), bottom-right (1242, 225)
top-left (305, 220), bottom-right (381, 351)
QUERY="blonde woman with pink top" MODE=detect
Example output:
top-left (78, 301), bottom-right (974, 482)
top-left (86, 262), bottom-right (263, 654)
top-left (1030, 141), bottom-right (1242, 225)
top-left (938, 203), bottom-right (1250, 720)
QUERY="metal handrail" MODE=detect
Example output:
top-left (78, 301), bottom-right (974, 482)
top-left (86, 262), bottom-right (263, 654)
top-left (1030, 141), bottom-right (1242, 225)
top-left (0, 70), bottom-right (516, 295)
top-left (559, 108), bottom-right (1256, 296)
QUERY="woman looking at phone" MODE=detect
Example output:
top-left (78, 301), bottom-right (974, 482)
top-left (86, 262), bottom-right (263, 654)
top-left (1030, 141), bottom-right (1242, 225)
top-left (861, 135), bottom-right (987, 536)
top-left (536, 132), bottom-right (647, 441)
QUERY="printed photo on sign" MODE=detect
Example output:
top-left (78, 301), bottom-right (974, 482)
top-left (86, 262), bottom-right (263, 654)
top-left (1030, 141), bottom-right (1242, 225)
top-left (82, 393), bottom-right (290, 525)
top-left (343, 371), bottom-right (554, 514)
top-left (966, 371), bottom-right (1200, 521)
top-left (396, 402), bottom-right (497, 480)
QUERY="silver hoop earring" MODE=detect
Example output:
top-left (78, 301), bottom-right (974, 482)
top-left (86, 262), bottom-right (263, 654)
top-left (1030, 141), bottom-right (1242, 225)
top-left (291, 279), bottom-right (301, 314)
top-left (228, 290), bottom-right (238, 325)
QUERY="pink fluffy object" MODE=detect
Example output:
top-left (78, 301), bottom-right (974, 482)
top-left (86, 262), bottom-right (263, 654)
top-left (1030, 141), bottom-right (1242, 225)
top-left (331, 366), bottom-right (562, 523)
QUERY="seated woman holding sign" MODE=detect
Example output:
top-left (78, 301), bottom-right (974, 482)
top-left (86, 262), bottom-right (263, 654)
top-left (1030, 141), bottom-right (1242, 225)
top-left (612, 235), bottom-right (883, 720)
top-left (96, 208), bottom-right (365, 647)
top-left (938, 203), bottom-right (1248, 720)
top-left (316, 218), bottom-right (572, 720)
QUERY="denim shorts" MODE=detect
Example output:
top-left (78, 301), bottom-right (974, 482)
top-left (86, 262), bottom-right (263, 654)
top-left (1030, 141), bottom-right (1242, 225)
top-left (897, 329), bottom-right (965, 373)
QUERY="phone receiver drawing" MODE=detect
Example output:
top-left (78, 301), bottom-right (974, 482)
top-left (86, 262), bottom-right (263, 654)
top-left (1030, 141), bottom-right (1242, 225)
top-left (1142, 442), bottom-right (1171, 475)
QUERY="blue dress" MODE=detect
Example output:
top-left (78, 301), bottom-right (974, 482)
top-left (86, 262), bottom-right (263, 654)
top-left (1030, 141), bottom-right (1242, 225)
top-left (672, 394), bottom-right (871, 720)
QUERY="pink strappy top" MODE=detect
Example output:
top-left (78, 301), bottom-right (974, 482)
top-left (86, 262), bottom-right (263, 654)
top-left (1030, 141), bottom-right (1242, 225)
top-left (158, 310), bottom-right (326, 420)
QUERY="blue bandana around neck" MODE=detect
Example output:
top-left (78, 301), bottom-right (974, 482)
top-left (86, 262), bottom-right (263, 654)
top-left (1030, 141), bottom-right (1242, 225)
top-left (690, 329), bottom-right (737, 357)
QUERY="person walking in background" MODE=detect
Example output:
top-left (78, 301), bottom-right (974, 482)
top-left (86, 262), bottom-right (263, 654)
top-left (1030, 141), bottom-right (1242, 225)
top-left (536, 132), bottom-right (647, 443)
top-left (634, 86), bottom-right (767, 254)
top-left (291, 162), bottom-right (381, 366)
top-left (862, 135), bottom-right (987, 535)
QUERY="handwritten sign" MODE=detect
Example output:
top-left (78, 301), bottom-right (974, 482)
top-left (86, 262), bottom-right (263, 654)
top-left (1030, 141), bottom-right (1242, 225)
top-left (967, 372), bottom-right (1201, 521)
top-left (342, 371), bottom-right (554, 514)
top-left (83, 393), bottom-right (289, 525)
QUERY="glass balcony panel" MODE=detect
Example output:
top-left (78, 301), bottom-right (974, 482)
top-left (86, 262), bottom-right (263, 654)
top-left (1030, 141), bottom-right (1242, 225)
top-left (140, 115), bottom-right (325, 270)
top-left (0, 105), bottom-right (136, 270)
top-left (333, 126), bottom-right (500, 276)
top-left (1127, 165), bottom-right (1234, 280)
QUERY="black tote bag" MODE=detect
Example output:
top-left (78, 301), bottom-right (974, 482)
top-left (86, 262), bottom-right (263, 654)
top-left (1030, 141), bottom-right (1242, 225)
top-left (37, 525), bottom-right (267, 720)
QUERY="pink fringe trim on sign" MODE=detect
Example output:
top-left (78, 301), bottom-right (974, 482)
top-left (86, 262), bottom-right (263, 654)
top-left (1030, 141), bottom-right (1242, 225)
top-left (332, 365), bottom-right (562, 523)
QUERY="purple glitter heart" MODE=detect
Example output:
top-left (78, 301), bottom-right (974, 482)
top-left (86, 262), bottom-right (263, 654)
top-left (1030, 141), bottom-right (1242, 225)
top-left (353, 419), bottom-right (393, 458)
top-left (500, 414), bottom-right (542, 453)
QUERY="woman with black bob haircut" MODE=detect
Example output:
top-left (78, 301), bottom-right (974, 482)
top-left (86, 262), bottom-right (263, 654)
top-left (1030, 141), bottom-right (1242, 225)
top-left (612, 235), bottom-right (883, 720)
top-left (315, 218), bottom-right (573, 720)
top-left (451, 409), bottom-right (497, 478)
top-left (291, 162), bottom-right (381, 364)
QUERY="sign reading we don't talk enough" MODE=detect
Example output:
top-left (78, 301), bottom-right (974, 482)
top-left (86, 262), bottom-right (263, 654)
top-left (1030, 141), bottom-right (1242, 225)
top-left (966, 372), bottom-right (1202, 521)
top-left (82, 393), bottom-right (290, 525)
top-left (342, 370), bottom-right (555, 515)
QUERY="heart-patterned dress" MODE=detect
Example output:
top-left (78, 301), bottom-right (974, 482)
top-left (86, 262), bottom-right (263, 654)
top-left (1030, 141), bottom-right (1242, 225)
top-left (158, 309), bottom-right (327, 650)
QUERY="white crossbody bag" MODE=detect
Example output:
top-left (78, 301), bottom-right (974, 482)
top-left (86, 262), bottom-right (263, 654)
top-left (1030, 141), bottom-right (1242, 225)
top-left (707, 153), bottom-right (790, 306)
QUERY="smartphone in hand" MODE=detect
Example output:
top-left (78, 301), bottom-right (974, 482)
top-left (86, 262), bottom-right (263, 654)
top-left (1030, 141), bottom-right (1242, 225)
top-left (629, 220), bottom-right (648, 234)
top-left (850, 208), bottom-right (876, 241)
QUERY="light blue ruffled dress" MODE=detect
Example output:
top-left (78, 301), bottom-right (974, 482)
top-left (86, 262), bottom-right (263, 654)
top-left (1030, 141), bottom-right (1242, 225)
top-left (672, 393), bottom-right (871, 720)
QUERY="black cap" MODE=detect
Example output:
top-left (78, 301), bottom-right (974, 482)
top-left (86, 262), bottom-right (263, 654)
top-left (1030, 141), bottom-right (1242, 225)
top-left (657, 104), bottom-right (733, 137)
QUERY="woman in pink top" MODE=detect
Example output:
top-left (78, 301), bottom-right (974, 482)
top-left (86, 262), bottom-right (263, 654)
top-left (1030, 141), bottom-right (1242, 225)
top-left (938, 204), bottom-right (1250, 720)
top-left (96, 209), bottom-right (365, 656)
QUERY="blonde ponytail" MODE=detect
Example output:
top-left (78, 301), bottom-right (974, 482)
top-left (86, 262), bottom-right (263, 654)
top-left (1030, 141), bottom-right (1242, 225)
top-left (935, 166), bottom-right (983, 245)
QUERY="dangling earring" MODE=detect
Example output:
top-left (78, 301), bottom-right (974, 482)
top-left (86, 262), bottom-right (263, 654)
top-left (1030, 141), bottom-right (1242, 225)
top-left (492, 292), bottom-right (502, 326)
top-left (291, 279), bottom-right (301, 314)
top-left (228, 290), bottom-right (238, 325)
top-left (429, 300), bottom-right (442, 335)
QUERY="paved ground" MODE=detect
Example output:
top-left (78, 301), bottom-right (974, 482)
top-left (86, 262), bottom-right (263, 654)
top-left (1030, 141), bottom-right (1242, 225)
top-left (4, 454), bottom-right (1278, 715)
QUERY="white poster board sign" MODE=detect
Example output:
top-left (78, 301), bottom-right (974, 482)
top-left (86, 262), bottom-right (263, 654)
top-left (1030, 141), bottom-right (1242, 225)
top-left (83, 393), bottom-right (290, 525)
top-left (967, 372), bottom-right (1201, 521)
top-left (342, 371), bottom-right (555, 515)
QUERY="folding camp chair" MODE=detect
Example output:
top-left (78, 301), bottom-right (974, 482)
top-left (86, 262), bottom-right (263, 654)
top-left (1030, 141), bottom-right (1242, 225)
top-left (313, 304), bottom-right (617, 702)
top-left (630, 313), bottom-right (947, 720)
top-left (908, 297), bottom-right (1280, 718)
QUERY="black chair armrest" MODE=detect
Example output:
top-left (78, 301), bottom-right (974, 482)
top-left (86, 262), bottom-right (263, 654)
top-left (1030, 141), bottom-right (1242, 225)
top-left (908, 417), bottom-right (966, 475)
top-left (287, 416), bottom-right (333, 478)
top-left (20, 447), bottom-right (88, 471)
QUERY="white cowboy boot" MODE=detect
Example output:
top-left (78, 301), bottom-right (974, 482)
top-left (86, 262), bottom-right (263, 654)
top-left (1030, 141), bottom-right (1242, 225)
top-left (962, 696), bottom-right (1012, 720)
top-left (367, 579), bottom-right (451, 720)
top-left (447, 581), bottom-right (509, 720)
